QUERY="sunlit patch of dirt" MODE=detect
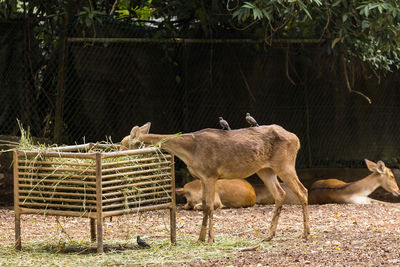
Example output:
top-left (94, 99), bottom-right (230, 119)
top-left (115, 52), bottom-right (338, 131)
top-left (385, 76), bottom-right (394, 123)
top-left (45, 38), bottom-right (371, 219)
top-left (1, 203), bottom-right (400, 266)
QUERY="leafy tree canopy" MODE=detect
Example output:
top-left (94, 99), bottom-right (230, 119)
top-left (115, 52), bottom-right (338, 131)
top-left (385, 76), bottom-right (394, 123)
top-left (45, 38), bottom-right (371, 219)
top-left (230, 0), bottom-right (400, 71)
top-left (1, 0), bottom-right (399, 71)
top-left (115, 0), bottom-right (400, 72)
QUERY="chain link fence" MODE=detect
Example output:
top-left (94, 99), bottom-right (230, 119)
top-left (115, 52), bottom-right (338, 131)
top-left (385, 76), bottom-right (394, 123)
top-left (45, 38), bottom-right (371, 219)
top-left (2, 19), bottom-right (400, 180)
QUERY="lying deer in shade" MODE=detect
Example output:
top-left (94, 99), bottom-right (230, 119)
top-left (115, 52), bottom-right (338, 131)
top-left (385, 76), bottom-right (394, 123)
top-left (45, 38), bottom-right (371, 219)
top-left (176, 179), bottom-right (256, 210)
top-left (253, 183), bottom-right (301, 205)
top-left (308, 159), bottom-right (400, 204)
top-left (121, 122), bottom-right (310, 243)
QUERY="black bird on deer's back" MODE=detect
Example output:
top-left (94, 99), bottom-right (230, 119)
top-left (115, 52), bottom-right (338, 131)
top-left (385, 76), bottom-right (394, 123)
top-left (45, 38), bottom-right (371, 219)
top-left (246, 113), bottom-right (259, 127)
top-left (219, 117), bottom-right (231, 130)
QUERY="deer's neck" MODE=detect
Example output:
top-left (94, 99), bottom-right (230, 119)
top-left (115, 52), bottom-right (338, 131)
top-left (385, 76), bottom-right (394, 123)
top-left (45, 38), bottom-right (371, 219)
top-left (347, 173), bottom-right (381, 196)
top-left (139, 134), bottom-right (194, 165)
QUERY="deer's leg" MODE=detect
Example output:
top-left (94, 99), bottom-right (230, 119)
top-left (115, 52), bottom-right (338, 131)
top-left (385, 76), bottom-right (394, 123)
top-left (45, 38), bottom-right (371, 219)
top-left (370, 199), bottom-right (388, 204)
top-left (256, 168), bottom-right (286, 241)
top-left (198, 178), bottom-right (217, 242)
top-left (276, 168), bottom-right (310, 239)
top-left (199, 180), bottom-right (208, 242)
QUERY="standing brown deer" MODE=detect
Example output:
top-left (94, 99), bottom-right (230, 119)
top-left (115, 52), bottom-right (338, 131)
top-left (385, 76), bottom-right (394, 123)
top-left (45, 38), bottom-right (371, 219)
top-left (308, 159), bottom-right (400, 204)
top-left (121, 122), bottom-right (310, 243)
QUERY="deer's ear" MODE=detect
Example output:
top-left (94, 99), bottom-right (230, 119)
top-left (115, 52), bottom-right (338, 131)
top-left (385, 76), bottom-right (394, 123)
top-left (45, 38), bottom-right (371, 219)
top-left (376, 160), bottom-right (386, 174)
top-left (365, 159), bottom-right (377, 173)
top-left (119, 136), bottom-right (130, 150)
top-left (130, 126), bottom-right (141, 140)
top-left (175, 188), bottom-right (186, 196)
top-left (140, 122), bottom-right (151, 134)
top-left (365, 159), bottom-right (386, 174)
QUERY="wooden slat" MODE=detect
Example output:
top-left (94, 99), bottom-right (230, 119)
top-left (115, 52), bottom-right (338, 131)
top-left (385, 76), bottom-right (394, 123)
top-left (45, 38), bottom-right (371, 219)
top-left (16, 150), bottom-right (97, 159)
top-left (18, 165), bottom-right (96, 173)
top-left (100, 147), bottom-right (160, 159)
top-left (18, 184), bottom-right (96, 191)
top-left (18, 172), bottom-right (96, 180)
top-left (101, 173), bottom-right (171, 186)
top-left (19, 202), bottom-right (97, 210)
top-left (102, 196), bottom-right (171, 210)
top-left (102, 203), bottom-right (172, 217)
top-left (19, 207), bottom-right (96, 218)
top-left (47, 143), bottom-right (119, 152)
top-left (102, 184), bottom-right (172, 197)
top-left (101, 178), bottom-right (171, 192)
top-left (18, 159), bottom-right (94, 167)
top-left (18, 178), bottom-right (96, 185)
top-left (101, 155), bottom-right (171, 167)
top-left (101, 166), bottom-right (171, 179)
top-left (101, 161), bottom-right (170, 174)
top-left (19, 196), bottom-right (97, 204)
top-left (47, 143), bottom-right (93, 151)
top-left (102, 190), bottom-right (170, 204)
top-left (18, 189), bottom-right (96, 198)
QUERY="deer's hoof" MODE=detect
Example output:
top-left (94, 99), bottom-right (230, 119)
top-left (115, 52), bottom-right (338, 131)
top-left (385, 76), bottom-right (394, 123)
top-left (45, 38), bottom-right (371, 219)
top-left (303, 233), bottom-right (311, 240)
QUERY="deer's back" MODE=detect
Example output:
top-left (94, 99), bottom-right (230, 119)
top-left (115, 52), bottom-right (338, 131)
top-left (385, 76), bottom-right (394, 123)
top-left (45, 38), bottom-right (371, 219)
top-left (189, 125), bottom-right (300, 178)
top-left (308, 179), bottom-right (351, 204)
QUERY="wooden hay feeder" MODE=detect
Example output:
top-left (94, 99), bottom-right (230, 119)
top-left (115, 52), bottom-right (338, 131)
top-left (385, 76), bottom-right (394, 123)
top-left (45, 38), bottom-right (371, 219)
top-left (13, 143), bottom-right (176, 253)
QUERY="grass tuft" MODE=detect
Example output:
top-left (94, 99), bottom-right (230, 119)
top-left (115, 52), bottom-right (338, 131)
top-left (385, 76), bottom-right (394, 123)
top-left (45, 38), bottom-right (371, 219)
top-left (0, 234), bottom-right (270, 266)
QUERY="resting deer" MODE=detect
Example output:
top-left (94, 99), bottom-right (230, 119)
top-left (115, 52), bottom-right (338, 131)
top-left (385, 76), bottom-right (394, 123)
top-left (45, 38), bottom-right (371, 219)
top-left (308, 159), bottom-right (400, 204)
top-left (176, 179), bottom-right (256, 210)
top-left (121, 122), bottom-right (310, 242)
top-left (253, 183), bottom-right (301, 205)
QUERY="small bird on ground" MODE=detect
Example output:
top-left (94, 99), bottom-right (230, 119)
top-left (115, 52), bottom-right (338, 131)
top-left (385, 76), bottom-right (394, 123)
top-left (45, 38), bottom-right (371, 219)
top-left (245, 113), bottom-right (259, 127)
top-left (219, 117), bottom-right (231, 130)
top-left (137, 236), bottom-right (151, 248)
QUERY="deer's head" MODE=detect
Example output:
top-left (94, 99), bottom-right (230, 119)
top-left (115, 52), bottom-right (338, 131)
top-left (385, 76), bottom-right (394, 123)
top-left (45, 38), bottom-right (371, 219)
top-left (365, 159), bottom-right (400, 197)
top-left (119, 122), bottom-right (151, 150)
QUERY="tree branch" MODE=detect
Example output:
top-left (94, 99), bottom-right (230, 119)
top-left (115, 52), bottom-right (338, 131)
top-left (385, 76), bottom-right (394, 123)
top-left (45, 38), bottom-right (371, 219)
top-left (342, 54), bottom-right (371, 104)
top-left (285, 45), bottom-right (296, 85)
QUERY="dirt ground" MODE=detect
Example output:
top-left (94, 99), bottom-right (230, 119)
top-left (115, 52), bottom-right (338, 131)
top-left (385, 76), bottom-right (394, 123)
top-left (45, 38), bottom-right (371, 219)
top-left (1, 203), bottom-right (400, 266)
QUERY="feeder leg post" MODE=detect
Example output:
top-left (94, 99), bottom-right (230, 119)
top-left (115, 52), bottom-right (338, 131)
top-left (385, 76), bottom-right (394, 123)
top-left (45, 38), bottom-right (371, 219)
top-left (14, 151), bottom-right (22, 251)
top-left (170, 207), bottom-right (176, 244)
top-left (96, 216), bottom-right (103, 253)
top-left (15, 212), bottom-right (21, 251)
top-left (95, 153), bottom-right (103, 253)
top-left (170, 154), bottom-right (177, 244)
top-left (90, 218), bottom-right (96, 242)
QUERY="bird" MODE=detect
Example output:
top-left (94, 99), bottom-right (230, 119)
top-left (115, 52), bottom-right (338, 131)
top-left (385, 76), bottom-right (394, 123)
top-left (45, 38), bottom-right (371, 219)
top-left (219, 117), bottom-right (231, 130)
top-left (245, 113), bottom-right (259, 127)
top-left (137, 236), bottom-right (151, 248)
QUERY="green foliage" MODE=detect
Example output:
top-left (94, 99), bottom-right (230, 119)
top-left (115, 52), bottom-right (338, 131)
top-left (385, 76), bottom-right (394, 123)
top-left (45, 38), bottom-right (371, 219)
top-left (2, 0), bottom-right (399, 72)
top-left (115, 0), bottom-right (154, 20)
top-left (231, 0), bottom-right (400, 71)
top-left (0, 0), bottom-right (19, 19)
top-left (77, 6), bottom-right (105, 27)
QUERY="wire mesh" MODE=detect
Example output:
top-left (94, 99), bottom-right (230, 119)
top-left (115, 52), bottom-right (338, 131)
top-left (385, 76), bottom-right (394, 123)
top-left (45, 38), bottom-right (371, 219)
top-left (2, 19), bottom-right (400, 177)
